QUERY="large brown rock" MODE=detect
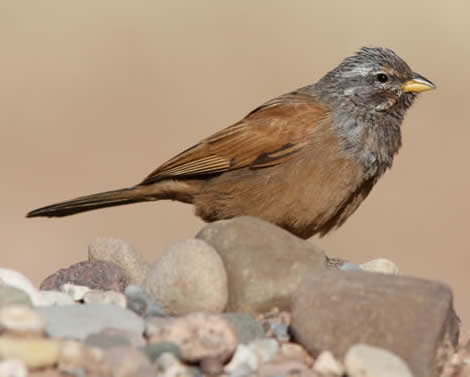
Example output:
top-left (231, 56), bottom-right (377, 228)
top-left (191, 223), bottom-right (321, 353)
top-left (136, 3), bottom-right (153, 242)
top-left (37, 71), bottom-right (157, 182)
top-left (197, 216), bottom-right (327, 314)
top-left (291, 270), bottom-right (460, 377)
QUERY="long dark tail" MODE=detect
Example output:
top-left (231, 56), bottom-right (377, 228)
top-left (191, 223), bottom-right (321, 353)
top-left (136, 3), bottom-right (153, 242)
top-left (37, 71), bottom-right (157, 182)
top-left (26, 186), bottom-right (154, 218)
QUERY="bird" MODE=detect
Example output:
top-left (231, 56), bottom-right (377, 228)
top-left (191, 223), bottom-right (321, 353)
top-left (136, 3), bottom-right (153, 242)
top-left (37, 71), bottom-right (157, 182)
top-left (27, 47), bottom-right (435, 239)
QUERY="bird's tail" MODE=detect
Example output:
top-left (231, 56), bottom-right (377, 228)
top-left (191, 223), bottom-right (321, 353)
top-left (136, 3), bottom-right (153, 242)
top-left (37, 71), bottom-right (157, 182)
top-left (26, 186), bottom-right (155, 218)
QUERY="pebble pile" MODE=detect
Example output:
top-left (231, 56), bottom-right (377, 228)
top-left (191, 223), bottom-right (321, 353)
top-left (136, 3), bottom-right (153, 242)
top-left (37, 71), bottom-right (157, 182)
top-left (0, 216), bottom-right (467, 377)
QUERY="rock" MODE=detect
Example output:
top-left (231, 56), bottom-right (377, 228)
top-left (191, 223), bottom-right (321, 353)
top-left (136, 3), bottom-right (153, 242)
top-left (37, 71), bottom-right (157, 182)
top-left (291, 270), bottom-right (460, 377)
top-left (125, 284), bottom-right (166, 317)
top-left (224, 344), bottom-right (258, 377)
top-left (0, 268), bottom-right (45, 306)
top-left (258, 361), bottom-right (316, 377)
top-left (0, 305), bottom-right (45, 334)
top-left (275, 343), bottom-right (314, 368)
top-left (37, 303), bottom-right (144, 340)
top-left (222, 313), bottom-right (265, 344)
top-left (85, 327), bottom-right (145, 349)
top-left (313, 350), bottom-right (344, 375)
top-left (0, 359), bottom-right (28, 377)
top-left (360, 258), bottom-right (399, 274)
top-left (143, 239), bottom-right (228, 316)
top-left (0, 337), bottom-right (59, 369)
top-left (339, 262), bottom-right (361, 271)
top-left (39, 290), bottom-right (75, 306)
top-left (225, 339), bottom-right (280, 377)
top-left (140, 342), bottom-right (182, 362)
top-left (40, 260), bottom-right (127, 292)
top-left (154, 353), bottom-right (193, 377)
top-left (58, 340), bottom-right (109, 377)
top-left (261, 310), bottom-right (291, 342)
top-left (344, 343), bottom-right (413, 377)
top-left (0, 285), bottom-right (32, 308)
top-left (248, 338), bottom-right (279, 363)
top-left (61, 283), bottom-right (90, 301)
top-left (104, 346), bottom-right (155, 377)
top-left (196, 216), bottom-right (327, 313)
top-left (147, 312), bottom-right (237, 363)
top-left (88, 237), bottom-right (149, 286)
top-left (83, 290), bottom-right (127, 307)
top-left (144, 317), bottom-right (176, 338)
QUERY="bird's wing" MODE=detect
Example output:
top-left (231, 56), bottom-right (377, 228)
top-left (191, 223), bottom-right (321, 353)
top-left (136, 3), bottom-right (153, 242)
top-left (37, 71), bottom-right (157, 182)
top-left (140, 92), bottom-right (329, 185)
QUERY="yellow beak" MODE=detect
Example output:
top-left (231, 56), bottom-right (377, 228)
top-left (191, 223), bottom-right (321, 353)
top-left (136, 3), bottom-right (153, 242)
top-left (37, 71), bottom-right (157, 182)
top-left (401, 74), bottom-right (436, 93)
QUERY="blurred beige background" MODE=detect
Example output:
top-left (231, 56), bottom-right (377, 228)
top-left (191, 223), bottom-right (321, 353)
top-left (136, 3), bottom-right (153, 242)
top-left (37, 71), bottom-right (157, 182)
top-left (1, 1), bottom-right (469, 326)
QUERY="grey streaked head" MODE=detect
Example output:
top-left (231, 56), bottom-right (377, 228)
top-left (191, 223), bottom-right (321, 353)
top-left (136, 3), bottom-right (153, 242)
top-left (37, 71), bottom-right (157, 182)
top-left (312, 47), bottom-right (435, 119)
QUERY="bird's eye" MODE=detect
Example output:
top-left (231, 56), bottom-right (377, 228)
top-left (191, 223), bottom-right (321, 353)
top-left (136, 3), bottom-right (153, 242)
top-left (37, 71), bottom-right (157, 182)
top-left (376, 73), bottom-right (389, 83)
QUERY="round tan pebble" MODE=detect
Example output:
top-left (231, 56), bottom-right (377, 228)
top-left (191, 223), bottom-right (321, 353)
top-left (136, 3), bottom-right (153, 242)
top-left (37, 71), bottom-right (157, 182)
top-left (143, 239), bottom-right (228, 315)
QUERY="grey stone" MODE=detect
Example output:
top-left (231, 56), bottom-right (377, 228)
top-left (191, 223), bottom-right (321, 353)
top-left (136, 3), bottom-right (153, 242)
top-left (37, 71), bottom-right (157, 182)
top-left (291, 270), bottom-right (460, 377)
top-left (125, 284), bottom-right (166, 317)
top-left (143, 239), bottom-right (228, 316)
top-left (40, 260), bottom-right (127, 292)
top-left (88, 237), bottom-right (149, 286)
top-left (85, 328), bottom-right (145, 349)
top-left (345, 343), bottom-right (413, 377)
top-left (140, 342), bottom-right (182, 362)
top-left (37, 303), bottom-right (144, 340)
top-left (154, 353), bottom-right (192, 377)
top-left (222, 313), bottom-right (265, 344)
top-left (197, 216), bottom-right (327, 313)
top-left (0, 285), bottom-right (32, 308)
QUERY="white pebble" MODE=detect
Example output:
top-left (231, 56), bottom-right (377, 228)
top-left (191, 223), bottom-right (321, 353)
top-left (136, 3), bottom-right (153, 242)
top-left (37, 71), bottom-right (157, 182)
top-left (0, 268), bottom-right (44, 306)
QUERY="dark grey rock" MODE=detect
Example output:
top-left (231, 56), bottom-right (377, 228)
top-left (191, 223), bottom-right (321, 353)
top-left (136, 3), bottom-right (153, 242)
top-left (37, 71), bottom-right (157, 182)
top-left (85, 328), bottom-right (145, 349)
top-left (125, 284), bottom-right (166, 317)
top-left (197, 216), bottom-right (327, 313)
top-left (291, 270), bottom-right (460, 377)
top-left (222, 313), bottom-right (265, 344)
top-left (37, 303), bottom-right (144, 340)
top-left (40, 260), bottom-right (127, 292)
top-left (140, 342), bottom-right (182, 362)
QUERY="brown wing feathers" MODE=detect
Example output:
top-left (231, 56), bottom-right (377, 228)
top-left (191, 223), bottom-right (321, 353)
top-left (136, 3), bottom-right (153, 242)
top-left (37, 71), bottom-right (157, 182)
top-left (141, 93), bottom-right (328, 185)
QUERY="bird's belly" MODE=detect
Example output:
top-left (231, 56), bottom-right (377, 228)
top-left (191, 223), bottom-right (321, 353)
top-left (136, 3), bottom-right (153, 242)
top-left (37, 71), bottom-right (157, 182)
top-left (193, 155), bottom-right (365, 239)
